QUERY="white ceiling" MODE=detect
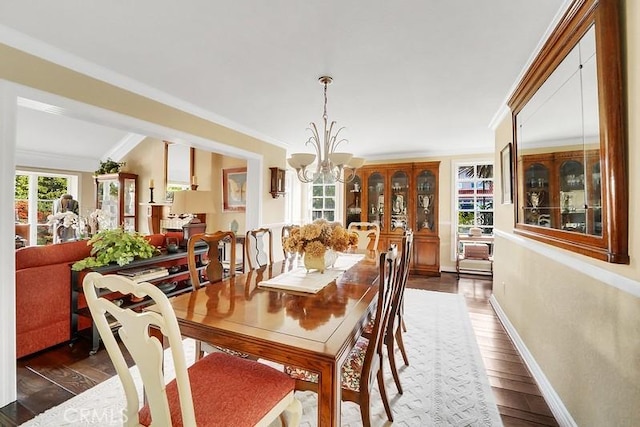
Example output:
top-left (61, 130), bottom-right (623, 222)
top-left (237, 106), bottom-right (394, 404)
top-left (0, 0), bottom-right (567, 170)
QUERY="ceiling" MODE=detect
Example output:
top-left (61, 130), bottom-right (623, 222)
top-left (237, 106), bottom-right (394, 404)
top-left (0, 0), bottom-right (567, 171)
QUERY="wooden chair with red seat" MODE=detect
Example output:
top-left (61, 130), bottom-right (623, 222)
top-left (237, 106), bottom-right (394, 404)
top-left (187, 231), bottom-right (237, 289)
top-left (83, 272), bottom-right (302, 427)
top-left (245, 227), bottom-right (274, 270)
top-left (284, 248), bottom-right (399, 427)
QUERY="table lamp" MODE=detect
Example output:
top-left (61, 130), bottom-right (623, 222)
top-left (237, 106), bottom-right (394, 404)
top-left (170, 190), bottom-right (216, 246)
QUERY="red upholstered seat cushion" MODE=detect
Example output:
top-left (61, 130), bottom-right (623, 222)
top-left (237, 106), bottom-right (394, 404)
top-left (138, 352), bottom-right (294, 427)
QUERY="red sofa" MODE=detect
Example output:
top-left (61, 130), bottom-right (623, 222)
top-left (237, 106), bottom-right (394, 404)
top-left (15, 233), bottom-right (171, 359)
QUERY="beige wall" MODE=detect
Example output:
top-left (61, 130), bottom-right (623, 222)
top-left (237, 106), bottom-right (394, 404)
top-left (492, 1), bottom-right (640, 425)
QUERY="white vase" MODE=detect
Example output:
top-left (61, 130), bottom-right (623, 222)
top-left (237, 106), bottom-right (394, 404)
top-left (304, 249), bottom-right (337, 273)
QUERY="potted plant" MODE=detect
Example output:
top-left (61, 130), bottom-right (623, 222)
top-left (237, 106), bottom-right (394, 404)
top-left (72, 228), bottom-right (158, 271)
top-left (95, 158), bottom-right (126, 175)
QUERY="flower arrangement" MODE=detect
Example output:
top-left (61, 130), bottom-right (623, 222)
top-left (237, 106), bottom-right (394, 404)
top-left (47, 211), bottom-right (80, 229)
top-left (283, 219), bottom-right (358, 258)
top-left (72, 228), bottom-right (158, 271)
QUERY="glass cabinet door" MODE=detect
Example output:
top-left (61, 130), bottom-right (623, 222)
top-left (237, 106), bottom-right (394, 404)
top-left (123, 178), bottom-right (136, 232)
top-left (389, 171), bottom-right (409, 232)
top-left (95, 173), bottom-right (138, 232)
top-left (523, 163), bottom-right (551, 227)
top-left (367, 172), bottom-right (385, 231)
top-left (97, 179), bottom-right (119, 230)
top-left (416, 169), bottom-right (436, 232)
top-left (345, 174), bottom-right (362, 227)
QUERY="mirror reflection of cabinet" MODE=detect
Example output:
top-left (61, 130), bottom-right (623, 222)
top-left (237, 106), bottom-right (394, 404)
top-left (521, 150), bottom-right (600, 234)
top-left (508, 0), bottom-right (627, 263)
top-left (95, 173), bottom-right (138, 231)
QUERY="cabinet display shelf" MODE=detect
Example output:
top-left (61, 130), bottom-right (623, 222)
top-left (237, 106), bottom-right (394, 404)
top-left (71, 247), bottom-right (207, 355)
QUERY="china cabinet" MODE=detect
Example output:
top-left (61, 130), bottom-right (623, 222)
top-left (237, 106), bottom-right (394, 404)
top-left (345, 161), bottom-right (440, 275)
top-left (95, 172), bottom-right (138, 231)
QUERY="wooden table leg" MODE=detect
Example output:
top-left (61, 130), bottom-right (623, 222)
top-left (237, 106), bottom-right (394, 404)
top-left (316, 361), bottom-right (341, 426)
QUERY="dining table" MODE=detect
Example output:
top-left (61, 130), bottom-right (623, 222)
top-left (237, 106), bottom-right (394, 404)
top-left (147, 253), bottom-right (380, 427)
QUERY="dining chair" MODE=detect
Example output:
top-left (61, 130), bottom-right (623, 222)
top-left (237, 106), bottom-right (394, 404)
top-left (284, 248), bottom-right (398, 427)
top-left (83, 272), bottom-right (302, 427)
top-left (362, 229), bottom-right (413, 395)
top-left (246, 227), bottom-right (274, 270)
top-left (347, 222), bottom-right (380, 255)
top-left (187, 231), bottom-right (249, 360)
top-left (187, 231), bottom-right (237, 289)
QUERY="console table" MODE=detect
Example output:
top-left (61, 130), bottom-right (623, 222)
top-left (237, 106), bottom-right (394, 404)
top-left (71, 247), bottom-right (206, 354)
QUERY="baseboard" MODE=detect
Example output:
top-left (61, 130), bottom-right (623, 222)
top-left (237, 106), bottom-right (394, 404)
top-left (489, 295), bottom-right (577, 427)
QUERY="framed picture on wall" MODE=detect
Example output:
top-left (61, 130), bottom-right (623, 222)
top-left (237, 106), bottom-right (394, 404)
top-left (500, 143), bottom-right (513, 204)
top-left (223, 167), bottom-right (247, 212)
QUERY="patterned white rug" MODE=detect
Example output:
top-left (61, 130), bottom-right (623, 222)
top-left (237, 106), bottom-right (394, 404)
top-left (20, 289), bottom-right (502, 426)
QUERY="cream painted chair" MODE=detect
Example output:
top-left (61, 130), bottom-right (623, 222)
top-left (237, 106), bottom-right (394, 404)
top-left (83, 272), bottom-right (301, 427)
top-left (348, 222), bottom-right (381, 254)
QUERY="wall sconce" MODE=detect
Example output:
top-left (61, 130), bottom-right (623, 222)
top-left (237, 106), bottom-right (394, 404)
top-left (269, 167), bottom-right (286, 198)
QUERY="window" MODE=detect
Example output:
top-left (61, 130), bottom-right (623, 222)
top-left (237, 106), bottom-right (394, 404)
top-left (310, 176), bottom-right (336, 221)
top-left (15, 171), bottom-right (76, 245)
top-left (455, 163), bottom-right (494, 235)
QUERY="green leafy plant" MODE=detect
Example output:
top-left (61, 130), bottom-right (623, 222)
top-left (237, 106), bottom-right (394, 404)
top-left (72, 228), bottom-right (158, 271)
top-left (95, 158), bottom-right (126, 175)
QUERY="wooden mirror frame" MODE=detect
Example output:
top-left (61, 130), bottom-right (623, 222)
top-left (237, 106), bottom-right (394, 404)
top-left (508, 0), bottom-right (628, 263)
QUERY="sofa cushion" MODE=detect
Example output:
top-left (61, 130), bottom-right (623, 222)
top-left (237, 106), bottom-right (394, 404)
top-left (15, 240), bottom-right (91, 270)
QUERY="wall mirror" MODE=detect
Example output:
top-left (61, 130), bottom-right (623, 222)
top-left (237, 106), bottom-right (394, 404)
top-left (508, 0), bottom-right (628, 263)
top-left (164, 142), bottom-right (194, 201)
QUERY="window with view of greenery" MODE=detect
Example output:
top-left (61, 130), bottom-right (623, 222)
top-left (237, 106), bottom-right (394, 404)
top-left (455, 163), bottom-right (494, 235)
top-left (15, 173), bottom-right (73, 245)
top-left (310, 176), bottom-right (336, 221)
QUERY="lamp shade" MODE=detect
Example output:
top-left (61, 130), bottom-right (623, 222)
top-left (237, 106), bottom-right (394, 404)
top-left (329, 152), bottom-right (353, 167)
top-left (287, 153), bottom-right (316, 169)
top-left (171, 190), bottom-right (216, 215)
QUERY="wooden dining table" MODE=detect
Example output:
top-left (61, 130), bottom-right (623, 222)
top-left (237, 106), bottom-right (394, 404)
top-left (147, 254), bottom-right (379, 427)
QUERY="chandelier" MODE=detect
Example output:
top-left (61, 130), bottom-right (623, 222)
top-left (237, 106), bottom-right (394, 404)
top-left (287, 76), bottom-right (365, 183)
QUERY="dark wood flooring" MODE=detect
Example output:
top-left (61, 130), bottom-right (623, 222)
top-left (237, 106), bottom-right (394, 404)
top-left (0, 272), bottom-right (558, 426)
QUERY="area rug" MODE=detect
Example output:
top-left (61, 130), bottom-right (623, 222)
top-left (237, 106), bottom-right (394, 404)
top-left (20, 289), bottom-right (502, 426)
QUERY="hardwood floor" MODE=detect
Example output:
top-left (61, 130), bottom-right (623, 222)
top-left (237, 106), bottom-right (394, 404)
top-left (0, 272), bottom-right (558, 426)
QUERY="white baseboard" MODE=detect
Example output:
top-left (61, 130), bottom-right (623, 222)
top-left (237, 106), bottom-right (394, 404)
top-left (489, 295), bottom-right (577, 427)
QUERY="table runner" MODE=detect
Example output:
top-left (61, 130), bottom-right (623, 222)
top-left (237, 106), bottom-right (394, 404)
top-left (258, 253), bottom-right (364, 293)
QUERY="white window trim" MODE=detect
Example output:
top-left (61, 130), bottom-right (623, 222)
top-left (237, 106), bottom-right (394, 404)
top-left (450, 158), bottom-right (494, 261)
